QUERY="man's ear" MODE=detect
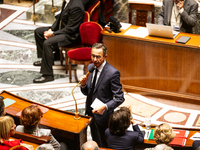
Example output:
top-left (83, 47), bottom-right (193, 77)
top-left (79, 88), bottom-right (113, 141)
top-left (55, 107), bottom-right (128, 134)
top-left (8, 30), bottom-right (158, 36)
top-left (104, 54), bottom-right (108, 58)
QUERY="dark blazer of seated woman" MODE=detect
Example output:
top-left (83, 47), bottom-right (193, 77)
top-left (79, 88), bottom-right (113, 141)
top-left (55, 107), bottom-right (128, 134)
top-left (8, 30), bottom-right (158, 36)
top-left (105, 106), bottom-right (144, 150)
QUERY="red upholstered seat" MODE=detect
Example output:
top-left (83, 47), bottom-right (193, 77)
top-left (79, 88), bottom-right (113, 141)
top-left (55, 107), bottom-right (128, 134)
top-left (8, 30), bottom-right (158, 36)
top-left (84, 11), bottom-right (90, 22)
top-left (67, 22), bottom-right (103, 83)
top-left (80, 21), bottom-right (103, 46)
top-left (87, 1), bottom-right (101, 22)
top-left (67, 47), bottom-right (91, 61)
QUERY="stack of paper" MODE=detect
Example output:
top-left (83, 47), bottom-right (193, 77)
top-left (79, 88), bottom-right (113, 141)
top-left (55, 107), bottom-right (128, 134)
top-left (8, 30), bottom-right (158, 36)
top-left (170, 129), bottom-right (189, 146)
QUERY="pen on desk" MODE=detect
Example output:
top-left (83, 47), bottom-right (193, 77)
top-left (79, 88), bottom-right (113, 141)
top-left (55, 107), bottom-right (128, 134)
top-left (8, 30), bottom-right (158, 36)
top-left (192, 137), bottom-right (200, 138)
top-left (147, 131), bottom-right (149, 141)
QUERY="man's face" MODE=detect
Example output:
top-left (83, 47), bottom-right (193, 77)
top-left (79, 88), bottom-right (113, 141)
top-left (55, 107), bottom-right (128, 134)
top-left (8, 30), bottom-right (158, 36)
top-left (91, 48), bottom-right (107, 67)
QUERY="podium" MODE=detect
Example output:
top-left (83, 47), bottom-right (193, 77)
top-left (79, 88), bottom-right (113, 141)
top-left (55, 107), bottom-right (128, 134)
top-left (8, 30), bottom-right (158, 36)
top-left (0, 90), bottom-right (92, 150)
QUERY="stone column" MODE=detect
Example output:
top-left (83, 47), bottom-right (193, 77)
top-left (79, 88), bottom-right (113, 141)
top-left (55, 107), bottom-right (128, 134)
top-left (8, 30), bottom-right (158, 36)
top-left (113, 0), bottom-right (129, 23)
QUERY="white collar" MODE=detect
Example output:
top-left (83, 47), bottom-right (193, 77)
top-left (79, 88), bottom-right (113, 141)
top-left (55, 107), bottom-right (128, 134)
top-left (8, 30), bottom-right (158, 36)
top-left (65, 0), bottom-right (70, 3)
top-left (96, 60), bottom-right (106, 73)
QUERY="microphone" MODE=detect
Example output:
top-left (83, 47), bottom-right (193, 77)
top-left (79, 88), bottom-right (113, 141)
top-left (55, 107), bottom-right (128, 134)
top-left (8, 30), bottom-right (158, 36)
top-left (72, 66), bottom-right (95, 119)
top-left (85, 66), bottom-right (95, 78)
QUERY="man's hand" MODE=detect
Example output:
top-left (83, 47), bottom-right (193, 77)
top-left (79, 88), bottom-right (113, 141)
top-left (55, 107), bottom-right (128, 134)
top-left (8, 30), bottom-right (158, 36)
top-left (92, 104), bottom-right (106, 115)
top-left (44, 29), bottom-right (54, 39)
top-left (79, 75), bottom-right (88, 86)
top-left (130, 118), bottom-right (135, 124)
top-left (176, 0), bottom-right (184, 10)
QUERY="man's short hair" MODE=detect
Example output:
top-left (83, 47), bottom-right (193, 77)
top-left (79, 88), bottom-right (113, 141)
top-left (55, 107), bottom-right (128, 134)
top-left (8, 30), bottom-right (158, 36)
top-left (91, 43), bottom-right (107, 57)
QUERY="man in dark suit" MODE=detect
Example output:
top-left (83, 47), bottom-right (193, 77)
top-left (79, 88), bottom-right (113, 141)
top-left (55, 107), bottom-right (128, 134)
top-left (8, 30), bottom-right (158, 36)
top-left (33, 0), bottom-right (85, 83)
top-left (157, 0), bottom-right (198, 33)
top-left (79, 43), bottom-right (125, 147)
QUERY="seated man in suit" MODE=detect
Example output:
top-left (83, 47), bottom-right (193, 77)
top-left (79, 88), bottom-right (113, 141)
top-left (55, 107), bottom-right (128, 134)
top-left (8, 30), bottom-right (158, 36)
top-left (79, 43), bottom-right (124, 147)
top-left (33, 0), bottom-right (85, 83)
top-left (157, 0), bottom-right (198, 33)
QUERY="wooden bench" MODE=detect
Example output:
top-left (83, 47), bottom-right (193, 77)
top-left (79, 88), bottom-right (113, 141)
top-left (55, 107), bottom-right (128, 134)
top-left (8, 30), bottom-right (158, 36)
top-left (12, 131), bottom-right (51, 145)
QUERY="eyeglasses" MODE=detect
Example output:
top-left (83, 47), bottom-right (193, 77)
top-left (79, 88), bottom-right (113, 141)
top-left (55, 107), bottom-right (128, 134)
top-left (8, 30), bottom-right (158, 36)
top-left (91, 54), bottom-right (101, 59)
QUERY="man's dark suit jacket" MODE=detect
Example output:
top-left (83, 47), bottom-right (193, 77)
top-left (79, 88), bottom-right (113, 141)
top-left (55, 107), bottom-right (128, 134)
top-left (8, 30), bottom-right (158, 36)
top-left (81, 0), bottom-right (98, 11)
top-left (192, 140), bottom-right (200, 150)
top-left (81, 62), bottom-right (124, 127)
top-left (105, 125), bottom-right (144, 150)
top-left (157, 0), bottom-right (198, 33)
top-left (51, 0), bottom-right (85, 47)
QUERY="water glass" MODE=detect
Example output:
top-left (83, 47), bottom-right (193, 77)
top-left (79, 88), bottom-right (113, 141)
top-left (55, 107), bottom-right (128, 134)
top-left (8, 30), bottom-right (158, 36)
top-left (145, 115), bottom-right (151, 130)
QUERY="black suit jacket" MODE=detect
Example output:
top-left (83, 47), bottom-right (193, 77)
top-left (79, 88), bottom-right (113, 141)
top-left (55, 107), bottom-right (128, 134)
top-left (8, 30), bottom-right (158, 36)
top-left (192, 140), bottom-right (200, 150)
top-left (81, 0), bottom-right (98, 11)
top-left (51, 0), bottom-right (85, 47)
top-left (81, 62), bottom-right (124, 127)
top-left (105, 125), bottom-right (144, 150)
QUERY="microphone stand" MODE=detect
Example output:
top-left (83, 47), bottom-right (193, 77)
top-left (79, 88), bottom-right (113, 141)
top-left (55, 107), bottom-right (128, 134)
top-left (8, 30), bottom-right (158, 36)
top-left (72, 82), bottom-right (81, 120)
top-left (71, 66), bottom-right (95, 120)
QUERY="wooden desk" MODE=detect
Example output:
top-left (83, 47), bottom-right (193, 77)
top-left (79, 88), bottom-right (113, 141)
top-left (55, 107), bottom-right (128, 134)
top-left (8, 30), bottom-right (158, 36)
top-left (1, 90), bottom-right (92, 150)
top-left (102, 25), bottom-right (200, 98)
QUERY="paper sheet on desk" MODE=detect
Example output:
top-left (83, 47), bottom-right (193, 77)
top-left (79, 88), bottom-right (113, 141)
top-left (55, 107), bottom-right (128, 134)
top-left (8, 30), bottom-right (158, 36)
top-left (120, 22), bottom-right (132, 30)
top-left (190, 132), bottom-right (200, 140)
top-left (124, 27), bottom-right (148, 38)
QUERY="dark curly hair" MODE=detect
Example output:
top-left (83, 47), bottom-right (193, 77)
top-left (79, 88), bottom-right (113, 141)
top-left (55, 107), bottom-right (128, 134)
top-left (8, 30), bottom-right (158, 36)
top-left (108, 107), bottom-right (131, 136)
top-left (20, 105), bottom-right (43, 129)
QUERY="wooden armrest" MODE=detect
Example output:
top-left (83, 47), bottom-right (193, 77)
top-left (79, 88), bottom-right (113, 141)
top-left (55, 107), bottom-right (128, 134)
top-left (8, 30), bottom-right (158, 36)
top-left (12, 131), bottom-right (51, 144)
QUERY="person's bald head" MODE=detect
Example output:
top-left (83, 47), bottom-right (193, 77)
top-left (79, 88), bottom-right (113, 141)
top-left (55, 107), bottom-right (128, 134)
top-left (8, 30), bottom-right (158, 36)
top-left (81, 141), bottom-right (99, 150)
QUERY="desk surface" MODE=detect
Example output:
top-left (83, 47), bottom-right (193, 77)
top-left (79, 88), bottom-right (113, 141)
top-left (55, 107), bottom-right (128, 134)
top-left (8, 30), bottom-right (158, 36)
top-left (1, 90), bottom-right (92, 150)
top-left (102, 25), bottom-right (200, 98)
top-left (103, 25), bottom-right (200, 48)
top-left (1, 90), bottom-right (91, 133)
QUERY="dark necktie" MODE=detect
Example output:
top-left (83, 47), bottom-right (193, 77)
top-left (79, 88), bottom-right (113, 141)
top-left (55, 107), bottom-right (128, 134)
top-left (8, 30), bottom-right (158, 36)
top-left (87, 68), bottom-right (98, 114)
top-left (91, 68), bottom-right (98, 94)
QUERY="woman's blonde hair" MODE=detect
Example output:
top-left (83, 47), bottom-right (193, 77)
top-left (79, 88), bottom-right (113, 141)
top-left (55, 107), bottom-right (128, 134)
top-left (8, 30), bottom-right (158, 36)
top-left (153, 123), bottom-right (175, 145)
top-left (0, 116), bottom-right (14, 140)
